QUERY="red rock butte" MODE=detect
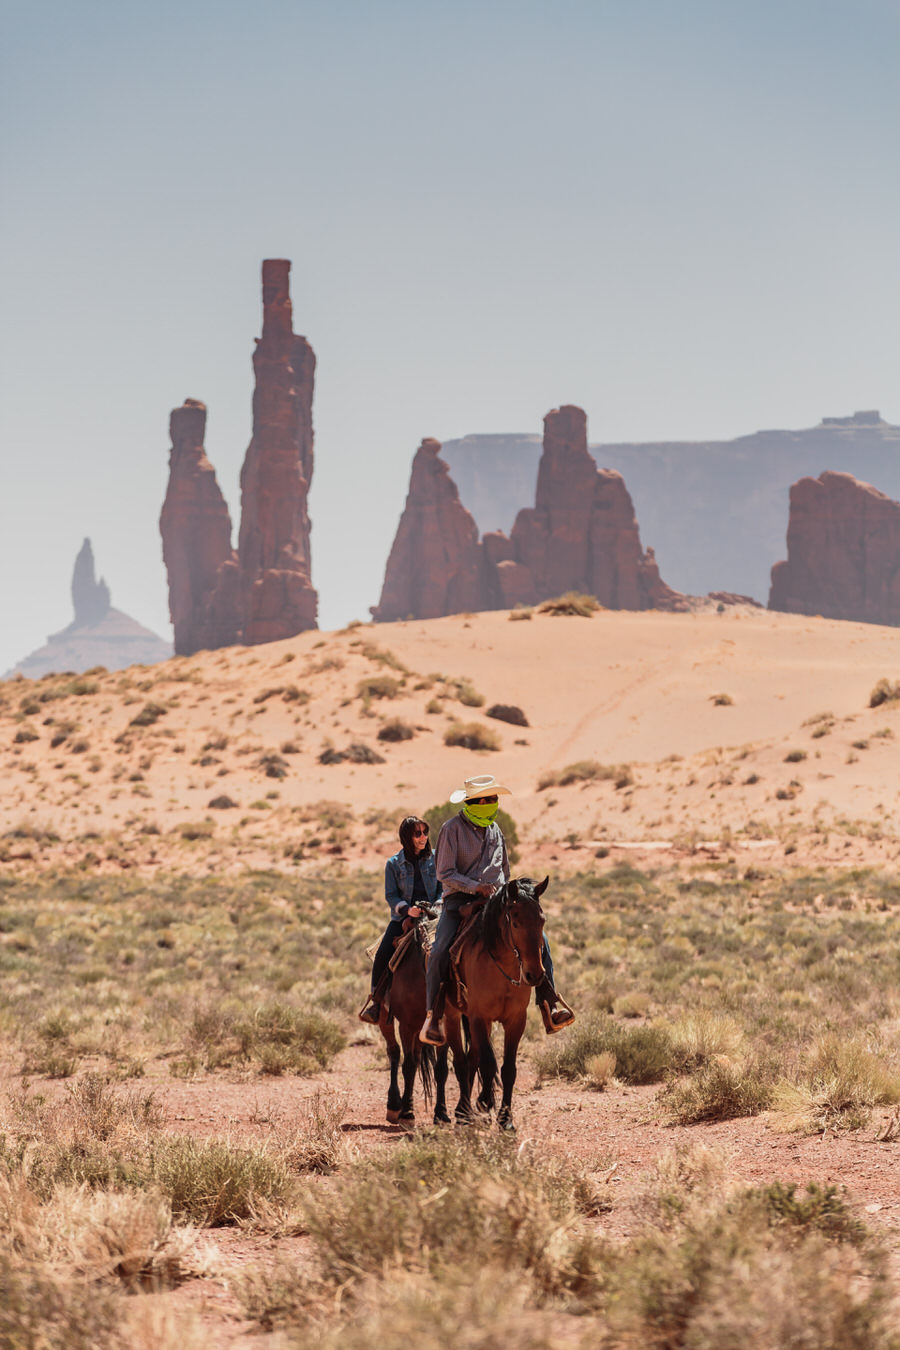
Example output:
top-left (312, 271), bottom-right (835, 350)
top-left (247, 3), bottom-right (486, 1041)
top-left (160, 261), bottom-right (318, 655)
top-left (769, 470), bottom-right (900, 625)
top-left (372, 405), bottom-right (685, 621)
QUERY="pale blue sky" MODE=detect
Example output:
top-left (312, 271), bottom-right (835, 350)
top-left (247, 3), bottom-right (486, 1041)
top-left (2, 0), bottom-right (899, 671)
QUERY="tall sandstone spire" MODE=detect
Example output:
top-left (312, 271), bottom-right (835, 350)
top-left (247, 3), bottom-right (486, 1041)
top-left (238, 258), bottom-right (318, 643)
top-left (161, 261), bottom-right (318, 654)
top-left (160, 399), bottom-right (241, 655)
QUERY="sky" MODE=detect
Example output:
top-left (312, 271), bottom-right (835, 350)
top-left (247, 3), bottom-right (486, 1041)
top-left (2, 0), bottom-right (899, 673)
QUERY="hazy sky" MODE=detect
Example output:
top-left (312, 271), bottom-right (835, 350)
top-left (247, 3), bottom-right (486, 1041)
top-left (3, 0), bottom-right (899, 673)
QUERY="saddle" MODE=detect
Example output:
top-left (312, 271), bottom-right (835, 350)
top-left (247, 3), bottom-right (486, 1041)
top-left (373, 919), bottom-right (434, 1012)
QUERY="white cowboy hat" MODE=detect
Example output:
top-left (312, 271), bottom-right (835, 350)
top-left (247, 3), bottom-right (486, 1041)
top-left (449, 773), bottom-right (512, 804)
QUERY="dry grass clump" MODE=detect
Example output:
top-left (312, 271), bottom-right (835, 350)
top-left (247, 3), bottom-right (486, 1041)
top-left (508, 605), bottom-right (533, 620)
top-left (537, 760), bottom-right (631, 790)
top-left (356, 674), bottom-right (403, 701)
top-left (661, 1056), bottom-right (775, 1124)
top-left (710, 691), bottom-right (734, 706)
top-left (869, 678), bottom-right (900, 708)
top-left (444, 722), bottom-right (501, 751)
top-left (320, 742), bottom-right (387, 765)
top-left (771, 1033), bottom-right (900, 1134)
top-left (537, 592), bottom-right (601, 617)
top-left (129, 701), bottom-right (167, 727)
top-left (535, 1013), bottom-right (676, 1086)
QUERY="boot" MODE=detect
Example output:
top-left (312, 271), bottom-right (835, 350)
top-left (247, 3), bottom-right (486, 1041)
top-left (419, 1009), bottom-right (446, 1046)
top-left (358, 994), bottom-right (381, 1025)
top-left (540, 994), bottom-right (575, 1035)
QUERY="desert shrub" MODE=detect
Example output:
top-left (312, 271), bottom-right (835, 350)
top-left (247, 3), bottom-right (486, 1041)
top-left (281, 740), bottom-right (301, 754)
top-left (661, 1057), bottom-right (775, 1124)
top-left (151, 1137), bottom-right (296, 1225)
top-left (258, 752), bottom-right (289, 779)
top-left (377, 718), bottom-right (415, 742)
top-left (345, 742), bottom-right (386, 764)
top-left (536, 1013), bottom-right (676, 1086)
top-left (784, 748), bottom-right (807, 763)
top-left (208, 795), bottom-right (237, 810)
top-left (179, 820), bottom-right (214, 840)
top-left (443, 722), bottom-right (501, 751)
top-left (129, 702), bottom-right (167, 727)
top-left (537, 592), bottom-right (601, 617)
top-left (771, 1033), bottom-right (900, 1133)
top-left (449, 679), bottom-right (485, 708)
top-left (359, 643), bottom-right (408, 673)
top-left (747, 1180), bottom-right (868, 1247)
top-left (869, 678), bottom-right (900, 708)
top-left (537, 760), bottom-right (627, 790)
top-left (508, 605), bottom-right (533, 620)
top-left (203, 734), bottom-right (229, 751)
top-left (0, 1252), bottom-right (123, 1349)
top-left (356, 675), bottom-right (402, 701)
top-left (300, 1129), bottom-right (603, 1296)
top-left (485, 703), bottom-right (529, 726)
top-left (14, 725), bottom-right (39, 743)
top-left (234, 1003), bottom-right (346, 1075)
top-left (710, 692), bottom-right (734, 706)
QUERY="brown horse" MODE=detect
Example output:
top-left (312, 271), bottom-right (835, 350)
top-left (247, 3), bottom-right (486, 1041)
top-left (444, 876), bottom-right (549, 1131)
top-left (378, 917), bottom-right (450, 1126)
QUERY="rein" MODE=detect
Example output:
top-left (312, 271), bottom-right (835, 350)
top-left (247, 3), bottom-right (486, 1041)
top-left (487, 904), bottom-right (525, 985)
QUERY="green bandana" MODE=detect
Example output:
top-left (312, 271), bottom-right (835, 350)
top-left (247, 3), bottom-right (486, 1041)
top-left (463, 801), bottom-right (498, 828)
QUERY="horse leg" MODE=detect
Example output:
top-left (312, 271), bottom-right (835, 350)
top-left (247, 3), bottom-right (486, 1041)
top-left (445, 1011), bottom-right (472, 1123)
top-left (433, 1043), bottom-right (450, 1124)
top-left (497, 1011), bottom-right (527, 1133)
top-left (382, 1020), bottom-right (402, 1125)
top-left (399, 1030), bottom-right (418, 1125)
top-left (472, 1018), bottom-right (498, 1115)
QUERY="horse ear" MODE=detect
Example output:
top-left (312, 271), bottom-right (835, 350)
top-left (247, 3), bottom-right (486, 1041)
top-left (535, 876), bottom-right (549, 897)
top-left (507, 879), bottom-right (518, 901)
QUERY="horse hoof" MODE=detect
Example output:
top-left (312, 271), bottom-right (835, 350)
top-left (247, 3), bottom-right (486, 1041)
top-left (433, 1107), bottom-right (451, 1126)
top-left (498, 1117), bottom-right (516, 1133)
top-left (386, 1108), bottom-right (401, 1124)
top-left (475, 1099), bottom-right (493, 1116)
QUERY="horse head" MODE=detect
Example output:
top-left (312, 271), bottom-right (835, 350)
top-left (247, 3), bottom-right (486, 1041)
top-left (503, 876), bottom-right (549, 986)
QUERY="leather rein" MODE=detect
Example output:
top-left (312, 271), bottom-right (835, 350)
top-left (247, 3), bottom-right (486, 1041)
top-left (488, 897), bottom-right (542, 986)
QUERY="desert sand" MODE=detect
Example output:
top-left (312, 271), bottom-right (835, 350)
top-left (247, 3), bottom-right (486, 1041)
top-left (1, 604), bottom-right (899, 876)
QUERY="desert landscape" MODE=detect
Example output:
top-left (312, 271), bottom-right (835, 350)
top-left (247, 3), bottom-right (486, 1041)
top-left (4, 603), bottom-right (900, 1346)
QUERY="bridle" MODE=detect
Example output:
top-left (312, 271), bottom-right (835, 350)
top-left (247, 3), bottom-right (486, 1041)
top-left (487, 891), bottom-right (543, 986)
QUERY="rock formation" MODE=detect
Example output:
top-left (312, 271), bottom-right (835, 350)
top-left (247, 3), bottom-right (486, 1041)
top-left (160, 400), bottom-right (241, 655)
top-left (160, 261), bottom-right (318, 654)
top-left (769, 471), bottom-right (900, 625)
top-left (502, 406), bottom-right (685, 611)
top-left (6, 541), bottom-right (171, 679)
top-left (371, 440), bottom-right (486, 622)
top-left (372, 406), bottom-right (684, 622)
top-left (71, 538), bottom-right (111, 626)
top-left (238, 258), bottom-right (318, 644)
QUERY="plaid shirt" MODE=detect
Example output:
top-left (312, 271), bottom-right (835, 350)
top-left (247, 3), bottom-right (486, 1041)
top-left (435, 811), bottom-right (509, 896)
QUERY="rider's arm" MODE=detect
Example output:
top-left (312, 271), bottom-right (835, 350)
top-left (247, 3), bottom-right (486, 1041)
top-left (385, 858), bottom-right (409, 920)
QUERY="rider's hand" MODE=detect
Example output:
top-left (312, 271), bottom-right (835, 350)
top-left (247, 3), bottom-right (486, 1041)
top-left (475, 883), bottom-right (493, 898)
top-left (408, 905), bottom-right (422, 918)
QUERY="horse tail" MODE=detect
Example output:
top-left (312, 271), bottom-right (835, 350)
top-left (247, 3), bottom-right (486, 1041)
top-left (419, 1044), bottom-right (435, 1105)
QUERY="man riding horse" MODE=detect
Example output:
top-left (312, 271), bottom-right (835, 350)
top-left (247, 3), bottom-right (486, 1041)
top-left (419, 774), bottom-right (576, 1047)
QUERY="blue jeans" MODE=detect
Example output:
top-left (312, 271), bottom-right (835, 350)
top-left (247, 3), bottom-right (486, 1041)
top-left (425, 892), bottom-right (555, 1010)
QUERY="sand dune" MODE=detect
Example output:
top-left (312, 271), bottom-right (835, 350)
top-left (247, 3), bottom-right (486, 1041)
top-left (1, 606), bottom-right (899, 875)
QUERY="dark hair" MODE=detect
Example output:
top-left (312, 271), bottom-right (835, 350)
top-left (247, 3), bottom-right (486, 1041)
top-left (399, 815), bottom-right (431, 861)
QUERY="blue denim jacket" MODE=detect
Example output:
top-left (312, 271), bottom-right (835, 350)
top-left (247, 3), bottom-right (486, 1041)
top-left (384, 849), bottom-right (442, 921)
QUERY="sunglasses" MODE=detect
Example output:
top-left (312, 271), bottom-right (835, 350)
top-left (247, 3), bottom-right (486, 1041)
top-left (470, 796), bottom-right (498, 805)
top-left (412, 825), bottom-right (429, 836)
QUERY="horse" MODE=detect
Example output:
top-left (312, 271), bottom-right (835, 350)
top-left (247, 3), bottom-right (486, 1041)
top-left (443, 875), bottom-right (549, 1132)
top-left (378, 914), bottom-right (450, 1127)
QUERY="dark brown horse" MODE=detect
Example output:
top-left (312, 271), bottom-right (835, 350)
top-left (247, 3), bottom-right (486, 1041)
top-left (378, 917), bottom-right (450, 1126)
top-left (444, 876), bottom-right (549, 1131)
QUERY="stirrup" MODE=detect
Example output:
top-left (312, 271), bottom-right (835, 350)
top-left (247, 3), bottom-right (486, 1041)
top-left (358, 996), bottom-right (381, 1025)
top-left (540, 995), bottom-right (575, 1035)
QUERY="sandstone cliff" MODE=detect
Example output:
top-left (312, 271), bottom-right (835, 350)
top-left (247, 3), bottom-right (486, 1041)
top-left (160, 400), bottom-right (241, 655)
top-left (769, 470), bottom-right (900, 625)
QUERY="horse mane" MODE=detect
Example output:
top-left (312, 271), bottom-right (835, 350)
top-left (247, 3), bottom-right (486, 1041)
top-left (478, 877), bottom-right (541, 956)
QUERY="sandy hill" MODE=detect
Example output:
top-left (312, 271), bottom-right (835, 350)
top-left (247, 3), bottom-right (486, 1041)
top-left (1, 606), bottom-right (899, 876)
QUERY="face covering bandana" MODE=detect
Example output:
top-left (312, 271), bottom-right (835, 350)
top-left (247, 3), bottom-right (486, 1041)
top-left (463, 801), bottom-right (499, 828)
